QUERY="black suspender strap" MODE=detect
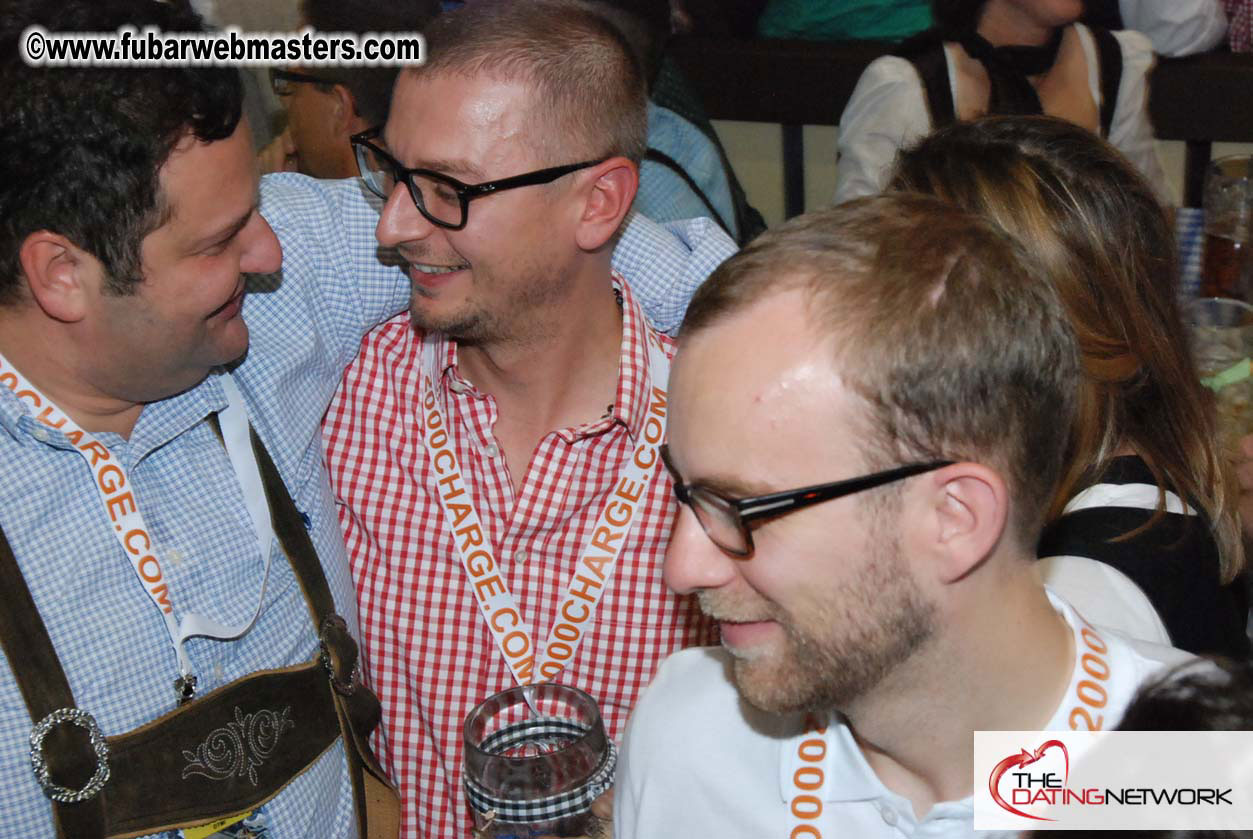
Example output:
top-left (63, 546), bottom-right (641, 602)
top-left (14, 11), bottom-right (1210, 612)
top-left (905, 26), bottom-right (1122, 137)
top-left (643, 147), bottom-right (735, 238)
top-left (902, 42), bottom-right (957, 130)
top-left (1090, 25), bottom-right (1123, 139)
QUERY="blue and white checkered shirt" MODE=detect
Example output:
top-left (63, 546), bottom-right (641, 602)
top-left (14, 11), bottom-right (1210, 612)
top-left (638, 102), bottom-right (740, 241)
top-left (0, 173), bottom-right (734, 838)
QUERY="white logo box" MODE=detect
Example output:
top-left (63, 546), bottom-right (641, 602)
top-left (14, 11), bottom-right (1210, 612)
top-left (974, 730), bottom-right (1253, 830)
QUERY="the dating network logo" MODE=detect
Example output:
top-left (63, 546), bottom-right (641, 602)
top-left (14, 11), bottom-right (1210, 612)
top-left (987, 735), bottom-right (1233, 822)
top-left (975, 730), bottom-right (1248, 831)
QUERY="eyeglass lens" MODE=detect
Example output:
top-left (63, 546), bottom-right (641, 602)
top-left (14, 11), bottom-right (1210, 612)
top-left (354, 143), bottom-right (466, 227)
top-left (354, 143), bottom-right (394, 198)
top-left (688, 488), bottom-right (749, 555)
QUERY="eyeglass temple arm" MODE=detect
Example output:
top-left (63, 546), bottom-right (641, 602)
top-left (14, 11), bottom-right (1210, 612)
top-left (461, 160), bottom-right (607, 198)
top-left (736, 461), bottom-right (954, 523)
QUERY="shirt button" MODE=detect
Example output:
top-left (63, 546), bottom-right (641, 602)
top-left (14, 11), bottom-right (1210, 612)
top-left (484, 442), bottom-right (500, 458)
top-left (167, 549), bottom-right (185, 567)
top-left (513, 550), bottom-right (529, 565)
top-left (879, 804), bottom-right (898, 826)
top-left (213, 663), bottom-right (224, 681)
top-left (448, 379), bottom-right (469, 394)
top-left (31, 426), bottom-right (49, 442)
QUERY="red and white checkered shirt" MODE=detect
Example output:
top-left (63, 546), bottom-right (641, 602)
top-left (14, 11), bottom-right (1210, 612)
top-left (323, 278), bottom-right (715, 839)
top-left (1227, 0), bottom-right (1253, 51)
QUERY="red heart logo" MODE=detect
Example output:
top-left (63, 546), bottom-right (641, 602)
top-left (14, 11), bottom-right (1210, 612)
top-left (988, 740), bottom-right (1069, 821)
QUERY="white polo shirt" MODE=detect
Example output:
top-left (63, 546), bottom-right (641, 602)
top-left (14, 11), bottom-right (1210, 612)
top-left (615, 592), bottom-right (1192, 839)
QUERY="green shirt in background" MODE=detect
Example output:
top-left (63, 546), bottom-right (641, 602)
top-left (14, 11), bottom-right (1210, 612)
top-left (757, 0), bottom-right (932, 42)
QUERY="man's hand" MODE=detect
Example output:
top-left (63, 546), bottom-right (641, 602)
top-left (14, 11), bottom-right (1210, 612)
top-left (517, 787), bottom-right (613, 839)
top-left (587, 786), bottom-right (613, 839)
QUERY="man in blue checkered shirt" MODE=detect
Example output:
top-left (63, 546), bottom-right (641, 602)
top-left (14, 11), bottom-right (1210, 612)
top-left (0, 1), bottom-right (734, 836)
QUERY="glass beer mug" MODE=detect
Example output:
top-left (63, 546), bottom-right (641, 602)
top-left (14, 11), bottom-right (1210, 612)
top-left (1185, 297), bottom-right (1253, 456)
top-left (463, 684), bottom-right (615, 838)
top-left (1201, 156), bottom-right (1253, 300)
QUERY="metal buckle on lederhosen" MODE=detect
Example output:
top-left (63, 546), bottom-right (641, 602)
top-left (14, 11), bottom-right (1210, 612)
top-left (29, 707), bottom-right (111, 804)
top-left (26, 639), bottom-right (358, 837)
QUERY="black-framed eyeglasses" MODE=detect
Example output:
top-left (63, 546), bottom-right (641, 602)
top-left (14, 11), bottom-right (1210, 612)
top-left (350, 126), bottom-right (607, 230)
top-left (269, 68), bottom-right (334, 97)
top-left (659, 444), bottom-right (953, 558)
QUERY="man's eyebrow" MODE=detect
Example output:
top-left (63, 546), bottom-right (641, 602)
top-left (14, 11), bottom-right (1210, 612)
top-left (193, 204), bottom-right (257, 250)
top-left (687, 473), bottom-right (778, 499)
top-left (378, 132), bottom-right (488, 182)
top-left (420, 157), bottom-right (488, 183)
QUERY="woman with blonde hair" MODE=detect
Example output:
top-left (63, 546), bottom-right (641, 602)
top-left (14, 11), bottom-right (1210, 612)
top-left (889, 115), bottom-right (1248, 658)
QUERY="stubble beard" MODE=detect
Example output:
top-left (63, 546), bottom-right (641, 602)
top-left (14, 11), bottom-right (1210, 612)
top-left (408, 252), bottom-right (576, 347)
top-left (710, 530), bottom-right (938, 716)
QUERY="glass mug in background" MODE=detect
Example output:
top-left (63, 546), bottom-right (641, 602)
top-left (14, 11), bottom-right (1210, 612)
top-left (1186, 297), bottom-right (1253, 456)
top-left (464, 684), bottom-right (615, 839)
top-left (1200, 156), bottom-right (1253, 299)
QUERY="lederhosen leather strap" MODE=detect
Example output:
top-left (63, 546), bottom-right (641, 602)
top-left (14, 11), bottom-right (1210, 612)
top-left (249, 422), bottom-right (398, 839)
top-left (0, 518), bottom-right (104, 837)
top-left (0, 419), bottom-right (397, 838)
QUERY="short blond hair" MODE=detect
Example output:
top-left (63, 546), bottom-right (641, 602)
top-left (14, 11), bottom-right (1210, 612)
top-left (412, 0), bottom-right (648, 164)
top-left (681, 194), bottom-right (1081, 548)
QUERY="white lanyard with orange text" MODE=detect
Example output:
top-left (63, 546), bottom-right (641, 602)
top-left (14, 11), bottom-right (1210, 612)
top-left (783, 712), bottom-right (834, 838)
top-left (1060, 609), bottom-right (1114, 731)
top-left (0, 354), bottom-right (275, 701)
top-left (419, 326), bottom-right (670, 686)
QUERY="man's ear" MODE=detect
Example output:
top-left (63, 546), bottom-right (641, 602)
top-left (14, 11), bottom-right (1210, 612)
top-left (17, 231), bottom-right (95, 323)
top-left (573, 157), bottom-right (638, 252)
top-left (330, 83), bottom-right (359, 137)
top-left (916, 462), bottom-right (1010, 585)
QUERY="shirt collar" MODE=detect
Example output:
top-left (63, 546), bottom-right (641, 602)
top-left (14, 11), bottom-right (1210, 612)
top-left (1039, 588), bottom-right (1142, 732)
top-left (0, 384), bottom-right (28, 442)
top-left (823, 720), bottom-right (896, 801)
top-left (432, 272), bottom-right (670, 442)
top-left (609, 273), bottom-right (669, 441)
top-left (811, 719), bottom-right (976, 824)
top-left (0, 365), bottom-right (228, 457)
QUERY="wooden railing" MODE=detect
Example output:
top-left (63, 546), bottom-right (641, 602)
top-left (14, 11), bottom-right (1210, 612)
top-left (667, 35), bottom-right (1253, 213)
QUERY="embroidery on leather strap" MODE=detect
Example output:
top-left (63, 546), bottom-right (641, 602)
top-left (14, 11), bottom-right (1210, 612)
top-left (182, 705), bottom-right (295, 785)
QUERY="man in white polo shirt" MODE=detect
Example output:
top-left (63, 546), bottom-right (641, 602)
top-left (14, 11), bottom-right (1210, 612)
top-left (615, 195), bottom-right (1192, 838)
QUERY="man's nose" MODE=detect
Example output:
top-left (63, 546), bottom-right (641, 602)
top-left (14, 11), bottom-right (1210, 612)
top-left (376, 182), bottom-right (438, 248)
top-left (664, 505), bottom-right (740, 595)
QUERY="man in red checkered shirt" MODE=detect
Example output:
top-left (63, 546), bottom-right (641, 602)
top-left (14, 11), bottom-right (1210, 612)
top-left (321, 2), bottom-right (718, 836)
